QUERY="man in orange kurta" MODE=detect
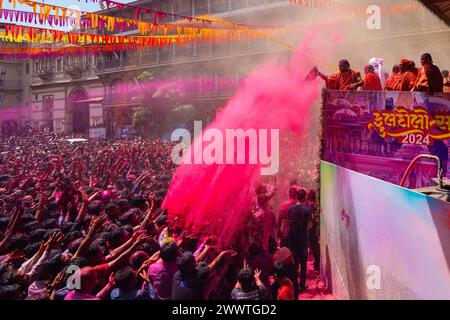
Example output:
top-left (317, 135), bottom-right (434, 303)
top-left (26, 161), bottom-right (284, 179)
top-left (393, 59), bottom-right (417, 92)
top-left (413, 53), bottom-right (444, 92)
top-left (363, 65), bottom-right (383, 91)
top-left (317, 59), bottom-right (364, 90)
top-left (385, 65), bottom-right (401, 91)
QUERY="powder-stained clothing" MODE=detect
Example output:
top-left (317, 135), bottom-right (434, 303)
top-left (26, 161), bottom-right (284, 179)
top-left (171, 265), bottom-right (210, 300)
top-left (326, 70), bottom-right (362, 90)
top-left (444, 77), bottom-right (450, 93)
top-left (286, 203), bottom-right (312, 249)
top-left (279, 199), bottom-right (297, 238)
top-left (231, 285), bottom-right (267, 300)
top-left (413, 64), bottom-right (444, 92)
top-left (363, 72), bottom-right (383, 91)
top-left (274, 278), bottom-right (295, 300)
top-left (148, 261), bottom-right (178, 300)
top-left (394, 71), bottom-right (417, 91)
top-left (385, 73), bottom-right (402, 91)
top-left (253, 209), bottom-right (276, 250)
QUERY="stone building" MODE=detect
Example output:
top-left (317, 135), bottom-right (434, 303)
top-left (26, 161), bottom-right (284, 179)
top-left (0, 0), bottom-right (449, 136)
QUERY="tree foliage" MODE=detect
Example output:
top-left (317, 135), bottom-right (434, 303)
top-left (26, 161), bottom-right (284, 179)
top-left (132, 107), bottom-right (154, 138)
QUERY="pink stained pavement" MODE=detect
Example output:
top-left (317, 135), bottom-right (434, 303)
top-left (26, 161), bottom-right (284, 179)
top-left (298, 255), bottom-right (335, 300)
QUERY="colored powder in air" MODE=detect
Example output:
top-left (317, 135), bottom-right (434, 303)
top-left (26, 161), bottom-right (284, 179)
top-left (163, 37), bottom-right (325, 247)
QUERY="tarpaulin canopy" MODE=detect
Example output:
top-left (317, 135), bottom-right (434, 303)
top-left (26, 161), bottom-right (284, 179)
top-left (418, 0), bottom-right (450, 26)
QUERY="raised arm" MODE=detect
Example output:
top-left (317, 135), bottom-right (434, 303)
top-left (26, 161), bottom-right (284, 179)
top-left (316, 67), bottom-right (328, 82)
top-left (135, 198), bottom-right (156, 232)
top-left (35, 185), bottom-right (47, 222)
top-left (254, 269), bottom-right (263, 287)
top-left (71, 214), bottom-right (107, 260)
top-left (107, 233), bottom-right (152, 272)
top-left (18, 241), bottom-right (47, 274)
top-left (26, 232), bottom-right (64, 281)
top-left (95, 273), bottom-right (115, 300)
top-left (195, 245), bottom-right (213, 263)
top-left (137, 250), bottom-right (161, 275)
top-left (75, 189), bottom-right (100, 223)
top-left (208, 250), bottom-right (235, 272)
top-left (104, 230), bottom-right (145, 263)
top-left (0, 206), bottom-right (21, 251)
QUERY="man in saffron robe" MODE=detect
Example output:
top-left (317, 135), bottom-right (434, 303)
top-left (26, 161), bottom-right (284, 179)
top-left (393, 59), bottom-right (417, 92)
top-left (317, 59), bottom-right (364, 90)
top-left (413, 53), bottom-right (444, 92)
top-left (385, 65), bottom-right (401, 91)
top-left (363, 65), bottom-right (382, 91)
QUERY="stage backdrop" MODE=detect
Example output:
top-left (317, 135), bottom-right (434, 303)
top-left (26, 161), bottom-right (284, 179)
top-left (323, 91), bottom-right (450, 188)
top-left (320, 161), bottom-right (450, 300)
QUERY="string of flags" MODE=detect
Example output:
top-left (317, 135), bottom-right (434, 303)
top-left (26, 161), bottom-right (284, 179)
top-left (0, 0), bottom-right (421, 60)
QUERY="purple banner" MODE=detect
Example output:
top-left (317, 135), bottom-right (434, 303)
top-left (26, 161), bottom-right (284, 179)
top-left (322, 90), bottom-right (450, 188)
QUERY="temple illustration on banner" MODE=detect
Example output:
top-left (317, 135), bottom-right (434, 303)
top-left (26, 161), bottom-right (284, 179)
top-left (323, 91), bottom-right (450, 188)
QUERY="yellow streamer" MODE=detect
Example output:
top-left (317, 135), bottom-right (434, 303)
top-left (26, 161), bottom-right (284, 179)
top-left (8, 0), bottom-right (16, 10)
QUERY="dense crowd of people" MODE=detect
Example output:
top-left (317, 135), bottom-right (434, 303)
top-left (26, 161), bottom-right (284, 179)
top-left (0, 133), bottom-right (319, 300)
top-left (3, 52), bottom-right (446, 301)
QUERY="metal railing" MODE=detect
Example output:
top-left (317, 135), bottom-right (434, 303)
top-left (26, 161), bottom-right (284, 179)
top-left (96, 38), bottom-right (274, 72)
top-left (96, 58), bottom-right (128, 71)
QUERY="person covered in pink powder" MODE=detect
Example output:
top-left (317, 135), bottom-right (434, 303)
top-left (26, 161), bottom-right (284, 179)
top-left (249, 184), bottom-right (277, 251)
top-left (285, 189), bottom-right (312, 292)
top-left (278, 186), bottom-right (298, 247)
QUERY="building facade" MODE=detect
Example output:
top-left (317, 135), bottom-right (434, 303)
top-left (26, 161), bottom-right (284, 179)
top-left (96, 0), bottom-right (450, 137)
top-left (28, 54), bottom-right (104, 133)
top-left (0, 54), bottom-right (29, 132)
top-left (97, 0), bottom-right (298, 137)
top-left (0, 0), bottom-right (449, 136)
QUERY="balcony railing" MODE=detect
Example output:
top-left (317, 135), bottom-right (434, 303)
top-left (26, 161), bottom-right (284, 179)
top-left (64, 63), bottom-right (89, 80)
top-left (97, 38), bottom-right (275, 72)
top-left (36, 67), bottom-right (54, 81)
top-left (0, 80), bottom-right (22, 89)
top-left (97, 58), bottom-right (128, 71)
